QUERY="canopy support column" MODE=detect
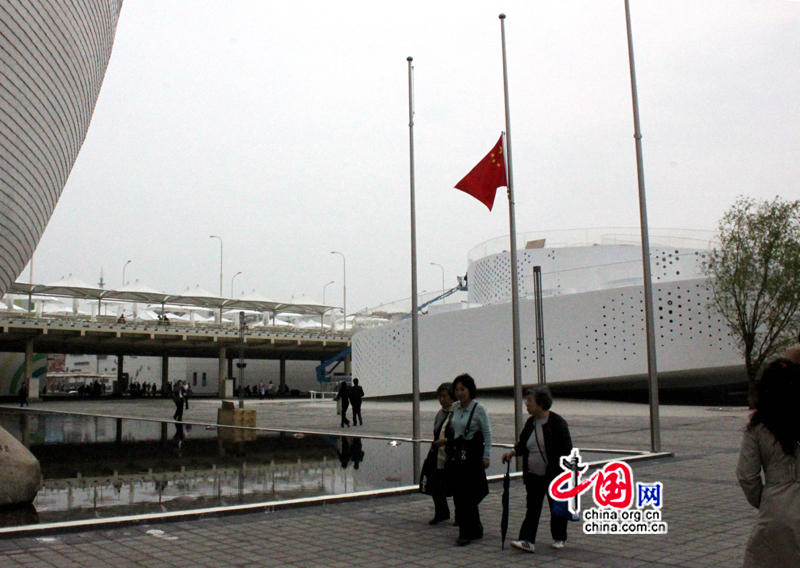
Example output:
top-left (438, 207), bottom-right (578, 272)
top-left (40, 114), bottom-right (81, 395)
top-left (218, 347), bottom-right (227, 398)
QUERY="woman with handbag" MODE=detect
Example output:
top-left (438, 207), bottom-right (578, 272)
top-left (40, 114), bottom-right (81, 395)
top-left (502, 386), bottom-right (573, 553)
top-left (422, 382), bottom-right (456, 524)
top-left (450, 373), bottom-right (492, 546)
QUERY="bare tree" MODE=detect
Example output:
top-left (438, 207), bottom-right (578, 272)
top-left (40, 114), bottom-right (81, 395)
top-left (704, 196), bottom-right (800, 406)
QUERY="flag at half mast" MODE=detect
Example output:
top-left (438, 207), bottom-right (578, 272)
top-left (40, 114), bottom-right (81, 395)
top-left (454, 134), bottom-right (507, 211)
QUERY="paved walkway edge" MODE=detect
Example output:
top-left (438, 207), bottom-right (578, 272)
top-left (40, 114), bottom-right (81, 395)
top-left (0, 452), bottom-right (673, 540)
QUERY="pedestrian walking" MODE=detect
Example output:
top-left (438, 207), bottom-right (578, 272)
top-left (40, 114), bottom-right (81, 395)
top-left (502, 386), bottom-right (573, 554)
top-left (335, 380), bottom-right (350, 427)
top-left (422, 382), bottom-right (455, 525)
top-left (173, 380), bottom-right (186, 421)
top-left (350, 378), bottom-right (364, 426)
top-left (18, 383), bottom-right (29, 407)
top-left (737, 359), bottom-right (800, 568)
top-left (450, 373), bottom-right (491, 546)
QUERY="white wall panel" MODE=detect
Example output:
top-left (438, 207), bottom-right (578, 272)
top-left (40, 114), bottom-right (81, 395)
top-left (469, 245), bottom-right (710, 304)
top-left (353, 278), bottom-right (740, 397)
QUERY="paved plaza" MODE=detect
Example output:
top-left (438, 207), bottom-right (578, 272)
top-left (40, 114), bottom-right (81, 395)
top-left (0, 397), bottom-right (754, 567)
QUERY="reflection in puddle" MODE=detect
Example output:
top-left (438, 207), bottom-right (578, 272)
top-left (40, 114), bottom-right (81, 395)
top-left (0, 410), bottom-right (419, 526)
top-left (0, 409), bottom-right (619, 529)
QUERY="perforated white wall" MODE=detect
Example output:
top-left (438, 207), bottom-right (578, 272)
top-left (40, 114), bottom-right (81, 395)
top-left (352, 277), bottom-right (740, 397)
top-left (468, 245), bottom-right (709, 305)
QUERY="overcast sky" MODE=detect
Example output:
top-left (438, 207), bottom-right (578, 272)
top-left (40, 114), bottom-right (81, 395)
top-left (24, 0), bottom-right (800, 312)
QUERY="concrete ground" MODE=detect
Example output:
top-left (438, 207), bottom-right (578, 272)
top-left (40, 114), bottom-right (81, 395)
top-left (0, 397), bottom-right (755, 567)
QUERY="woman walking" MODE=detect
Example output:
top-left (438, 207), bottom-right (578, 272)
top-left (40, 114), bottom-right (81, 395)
top-left (736, 359), bottom-right (800, 567)
top-left (502, 386), bottom-right (573, 553)
top-left (450, 373), bottom-right (491, 546)
top-left (426, 382), bottom-right (455, 524)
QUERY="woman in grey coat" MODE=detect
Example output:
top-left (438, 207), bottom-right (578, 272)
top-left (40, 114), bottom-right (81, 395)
top-left (736, 359), bottom-right (800, 568)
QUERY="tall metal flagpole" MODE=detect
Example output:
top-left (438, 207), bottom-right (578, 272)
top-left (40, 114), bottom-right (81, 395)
top-left (499, 14), bottom-right (524, 438)
top-left (407, 56), bottom-right (422, 482)
top-left (624, 0), bottom-right (660, 452)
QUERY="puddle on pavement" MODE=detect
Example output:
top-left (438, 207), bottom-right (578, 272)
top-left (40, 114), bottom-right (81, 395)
top-left (0, 409), bottom-right (620, 528)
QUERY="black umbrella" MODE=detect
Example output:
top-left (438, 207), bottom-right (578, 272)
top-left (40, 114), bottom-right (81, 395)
top-left (501, 459), bottom-right (511, 549)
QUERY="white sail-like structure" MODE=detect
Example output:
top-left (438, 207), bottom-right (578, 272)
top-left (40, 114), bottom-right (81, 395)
top-left (0, 0), bottom-right (125, 295)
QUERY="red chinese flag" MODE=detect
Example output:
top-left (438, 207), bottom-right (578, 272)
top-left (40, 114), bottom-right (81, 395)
top-left (454, 135), bottom-right (507, 211)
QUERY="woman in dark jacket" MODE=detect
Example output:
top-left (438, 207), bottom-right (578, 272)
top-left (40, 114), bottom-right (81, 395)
top-left (450, 373), bottom-right (492, 546)
top-left (502, 386), bottom-right (573, 553)
top-left (426, 382), bottom-right (455, 524)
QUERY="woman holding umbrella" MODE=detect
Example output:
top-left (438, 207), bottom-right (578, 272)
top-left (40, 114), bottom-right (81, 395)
top-left (502, 386), bottom-right (573, 553)
top-left (450, 373), bottom-right (492, 546)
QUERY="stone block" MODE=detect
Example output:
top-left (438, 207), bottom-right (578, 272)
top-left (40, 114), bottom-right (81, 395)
top-left (217, 407), bottom-right (256, 443)
top-left (0, 425), bottom-right (40, 505)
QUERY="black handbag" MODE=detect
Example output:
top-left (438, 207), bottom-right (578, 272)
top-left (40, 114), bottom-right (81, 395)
top-left (450, 402), bottom-right (489, 502)
top-left (419, 450), bottom-right (438, 495)
top-left (451, 402), bottom-right (484, 465)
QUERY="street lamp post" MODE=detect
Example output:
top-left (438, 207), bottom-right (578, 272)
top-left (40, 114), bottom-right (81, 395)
top-left (430, 262), bottom-right (445, 303)
top-left (323, 280), bottom-right (335, 305)
top-left (331, 252), bottom-right (346, 331)
top-left (122, 260), bottom-right (131, 287)
top-left (231, 271), bottom-right (242, 298)
top-left (322, 280), bottom-right (335, 330)
top-left (210, 235), bottom-right (223, 322)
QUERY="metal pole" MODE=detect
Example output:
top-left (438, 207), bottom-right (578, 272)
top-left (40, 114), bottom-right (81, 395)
top-left (122, 260), bottom-right (131, 287)
top-left (210, 235), bottom-right (223, 322)
top-left (323, 280), bottom-right (334, 305)
top-left (28, 253), bottom-right (33, 312)
top-left (231, 271), bottom-right (242, 298)
top-left (533, 266), bottom-right (546, 385)
top-left (407, 56), bottom-right (421, 484)
top-left (323, 280), bottom-right (335, 329)
top-left (624, 0), bottom-right (660, 452)
top-left (499, 14), bottom-right (524, 438)
top-left (237, 311), bottom-right (246, 409)
top-left (430, 263), bottom-right (445, 303)
top-left (331, 252), bottom-right (347, 331)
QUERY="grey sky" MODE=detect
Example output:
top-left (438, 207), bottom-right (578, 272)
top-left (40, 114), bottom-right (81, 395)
top-left (25, 0), bottom-right (800, 312)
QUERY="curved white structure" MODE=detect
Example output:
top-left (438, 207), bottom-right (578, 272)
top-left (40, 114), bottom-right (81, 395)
top-left (0, 0), bottom-right (124, 295)
top-left (353, 229), bottom-right (743, 398)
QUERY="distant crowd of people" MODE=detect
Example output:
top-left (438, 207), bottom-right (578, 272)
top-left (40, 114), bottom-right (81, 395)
top-left (235, 381), bottom-right (295, 398)
top-left (128, 381), bottom-right (159, 397)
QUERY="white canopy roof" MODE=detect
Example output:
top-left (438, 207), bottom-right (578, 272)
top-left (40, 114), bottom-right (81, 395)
top-left (5, 280), bottom-right (336, 318)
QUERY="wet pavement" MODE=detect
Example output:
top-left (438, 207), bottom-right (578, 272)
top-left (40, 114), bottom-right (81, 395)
top-left (0, 397), bottom-right (754, 567)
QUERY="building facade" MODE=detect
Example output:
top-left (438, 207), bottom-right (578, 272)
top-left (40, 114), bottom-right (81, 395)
top-left (353, 230), bottom-right (744, 399)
